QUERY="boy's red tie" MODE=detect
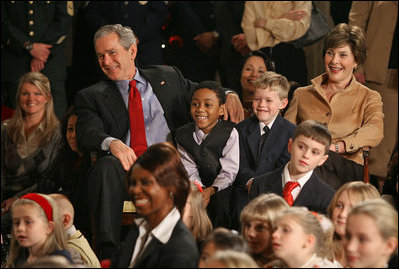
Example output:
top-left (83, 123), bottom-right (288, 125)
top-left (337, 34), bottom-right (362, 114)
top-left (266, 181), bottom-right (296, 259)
top-left (283, 181), bottom-right (299, 206)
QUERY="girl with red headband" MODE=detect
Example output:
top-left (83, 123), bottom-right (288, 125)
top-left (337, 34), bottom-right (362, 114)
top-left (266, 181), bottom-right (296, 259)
top-left (5, 193), bottom-right (73, 267)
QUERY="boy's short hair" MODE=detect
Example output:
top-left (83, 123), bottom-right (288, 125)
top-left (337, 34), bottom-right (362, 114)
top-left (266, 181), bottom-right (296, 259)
top-left (191, 80), bottom-right (226, 105)
top-left (292, 120), bottom-right (332, 154)
top-left (253, 71), bottom-right (290, 100)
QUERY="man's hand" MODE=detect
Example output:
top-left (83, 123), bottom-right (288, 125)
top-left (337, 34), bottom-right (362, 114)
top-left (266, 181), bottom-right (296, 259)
top-left (194, 32), bottom-right (217, 54)
top-left (109, 140), bottom-right (137, 171)
top-left (30, 58), bottom-right (45, 72)
top-left (246, 178), bottom-right (254, 194)
top-left (224, 92), bottom-right (244, 123)
top-left (1, 196), bottom-right (17, 216)
top-left (29, 43), bottom-right (52, 62)
top-left (231, 33), bottom-right (250, 56)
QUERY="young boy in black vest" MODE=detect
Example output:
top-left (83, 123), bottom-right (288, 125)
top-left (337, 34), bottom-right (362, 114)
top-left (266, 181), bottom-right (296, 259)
top-left (175, 81), bottom-right (239, 228)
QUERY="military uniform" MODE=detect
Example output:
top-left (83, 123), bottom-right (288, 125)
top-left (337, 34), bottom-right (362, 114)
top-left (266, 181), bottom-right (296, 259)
top-left (1, 1), bottom-right (73, 119)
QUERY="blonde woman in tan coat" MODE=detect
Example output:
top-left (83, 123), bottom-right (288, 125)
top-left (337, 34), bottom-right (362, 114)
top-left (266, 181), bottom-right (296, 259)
top-left (284, 23), bottom-right (384, 190)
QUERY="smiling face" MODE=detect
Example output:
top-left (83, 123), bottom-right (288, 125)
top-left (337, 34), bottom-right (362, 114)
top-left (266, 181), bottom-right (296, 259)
top-left (127, 164), bottom-right (173, 227)
top-left (344, 214), bottom-right (394, 268)
top-left (324, 44), bottom-right (357, 86)
top-left (332, 190), bottom-right (352, 237)
top-left (19, 82), bottom-right (49, 118)
top-left (288, 135), bottom-right (328, 181)
top-left (271, 215), bottom-right (311, 266)
top-left (12, 204), bottom-right (53, 253)
top-left (95, 32), bottom-right (136, 81)
top-left (241, 56), bottom-right (267, 100)
top-left (243, 219), bottom-right (272, 256)
top-left (190, 88), bottom-right (225, 134)
top-left (252, 87), bottom-right (287, 126)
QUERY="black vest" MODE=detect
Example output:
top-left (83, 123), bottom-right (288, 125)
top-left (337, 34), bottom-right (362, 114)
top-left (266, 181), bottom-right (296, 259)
top-left (175, 120), bottom-right (235, 187)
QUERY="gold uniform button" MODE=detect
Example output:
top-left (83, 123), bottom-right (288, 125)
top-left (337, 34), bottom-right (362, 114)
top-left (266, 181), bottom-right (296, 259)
top-left (29, 1), bottom-right (33, 4)
top-left (29, 10), bottom-right (34, 15)
top-left (29, 31), bottom-right (34, 36)
top-left (29, 20), bottom-right (34, 26)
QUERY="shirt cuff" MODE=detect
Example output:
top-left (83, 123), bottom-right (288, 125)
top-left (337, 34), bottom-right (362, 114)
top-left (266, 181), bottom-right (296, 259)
top-left (101, 137), bottom-right (119, 151)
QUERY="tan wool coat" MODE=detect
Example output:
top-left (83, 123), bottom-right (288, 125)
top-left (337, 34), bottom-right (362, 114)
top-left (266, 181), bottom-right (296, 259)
top-left (284, 73), bottom-right (384, 165)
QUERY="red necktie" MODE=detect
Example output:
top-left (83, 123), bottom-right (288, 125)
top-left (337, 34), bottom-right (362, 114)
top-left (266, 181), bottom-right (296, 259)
top-left (283, 181), bottom-right (299, 206)
top-left (129, 80), bottom-right (147, 157)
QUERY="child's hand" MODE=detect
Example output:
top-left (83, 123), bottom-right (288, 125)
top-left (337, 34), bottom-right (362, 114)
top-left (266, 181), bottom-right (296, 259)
top-left (202, 187), bottom-right (215, 208)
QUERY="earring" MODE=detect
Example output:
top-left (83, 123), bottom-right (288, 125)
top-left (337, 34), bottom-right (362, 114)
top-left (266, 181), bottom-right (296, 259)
top-left (169, 192), bottom-right (173, 199)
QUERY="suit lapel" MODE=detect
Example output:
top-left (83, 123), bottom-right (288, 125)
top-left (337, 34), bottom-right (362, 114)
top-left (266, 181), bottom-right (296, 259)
top-left (135, 237), bottom-right (163, 267)
top-left (103, 82), bottom-right (129, 134)
top-left (294, 172), bottom-right (317, 206)
top-left (246, 117), bottom-right (261, 163)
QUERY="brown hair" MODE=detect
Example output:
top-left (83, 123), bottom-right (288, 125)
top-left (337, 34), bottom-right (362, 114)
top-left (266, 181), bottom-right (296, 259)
top-left (292, 120), bottom-right (332, 154)
top-left (322, 23), bottom-right (366, 69)
top-left (125, 142), bottom-right (190, 214)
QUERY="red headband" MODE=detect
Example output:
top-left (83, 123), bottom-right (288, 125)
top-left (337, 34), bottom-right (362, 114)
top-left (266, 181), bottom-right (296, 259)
top-left (193, 182), bottom-right (203, 193)
top-left (20, 193), bottom-right (53, 222)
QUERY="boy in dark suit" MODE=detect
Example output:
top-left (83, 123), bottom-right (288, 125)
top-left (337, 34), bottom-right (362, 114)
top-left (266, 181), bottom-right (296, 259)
top-left (230, 71), bottom-right (296, 230)
top-left (249, 120), bottom-right (335, 214)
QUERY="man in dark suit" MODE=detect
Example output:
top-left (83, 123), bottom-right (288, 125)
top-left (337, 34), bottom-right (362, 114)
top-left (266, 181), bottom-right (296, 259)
top-left (73, 24), bottom-right (243, 259)
top-left (1, 1), bottom-right (73, 119)
top-left (248, 120), bottom-right (336, 215)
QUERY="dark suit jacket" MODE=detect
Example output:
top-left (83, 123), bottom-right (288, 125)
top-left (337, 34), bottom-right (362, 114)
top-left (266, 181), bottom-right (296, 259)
top-left (249, 166), bottom-right (335, 214)
top-left (235, 114), bottom-right (296, 187)
top-left (113, 220), bottom-right (199, 268)
top-left (74, 65), bottom-right (195, 154)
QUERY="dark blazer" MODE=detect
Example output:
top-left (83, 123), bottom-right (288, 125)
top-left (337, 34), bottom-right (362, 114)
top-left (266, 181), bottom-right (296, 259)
top-left (235, 114), bottom-right (296, 186)
top-left (113, 219), bottom-right (199, 268)
top-left (229, 114), bottom-right (295, 230)
top-left (249, 166), bottom-right (335, 214)
top-left (74, 65), bottom-right (195, 154)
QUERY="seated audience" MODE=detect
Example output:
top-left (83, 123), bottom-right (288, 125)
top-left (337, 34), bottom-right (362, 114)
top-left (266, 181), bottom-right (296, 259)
top-left (198, 227), bottom-right (249, 268)
top-left (231, 71), bottom-right (296, 230)
top-left (240, 193), bottom-right (288, 267)
top-left (6, 193), bottom-right (73, 267)
top-left (112, 142), bottom-right (198, 267)
top-left (327, 181), bottom-right (381, 267)
top-left (344, 199), bottom-right (398, 268)
top-left (249, 120), bottom-right (335, 214)
top-left (284, 23), bottom-right (384, 190)
top-left (73, 24), bottom-right (243, 259)
top-left (1, 72), bottom-right (62, 236)
top-left (49, 193), bottom-right (100, 268)
top-left (182, 182), bottom-right (213, 249)
top-left (175, 81), bottom-right (239, 228)
top-left (272, 207), bottom-right (339, 268)
top-left (203, 249), bottom-right (259, 268)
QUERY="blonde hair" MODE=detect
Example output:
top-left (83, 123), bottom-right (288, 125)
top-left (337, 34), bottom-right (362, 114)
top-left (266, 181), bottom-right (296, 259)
top-left (207, 250), bottom-right (259, 268)
top-left (7, 194), bottom-right (67, 268)
top-left (49, 194), bottom-right (75, 224)
top-left (253, 71), bottom-right (290, 100)
top-left (277, 207), bottom-right (329, 258)
top-left (187, 182), bottom-right (213, 242)
top-left (240, 193), bottom-right (289, 234)
top-left (348, 199), bottom-right (398, 257)
top-left (4, 72), bottom-right (59, 146)
top-left (327, 182), bottom-right (381, 260)
top-left (327, 182), bottom-right (381, 219)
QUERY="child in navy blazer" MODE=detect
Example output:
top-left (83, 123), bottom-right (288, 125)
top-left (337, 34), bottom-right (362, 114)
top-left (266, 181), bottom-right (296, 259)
top-left (230, 71), bottom-right (296, 230)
